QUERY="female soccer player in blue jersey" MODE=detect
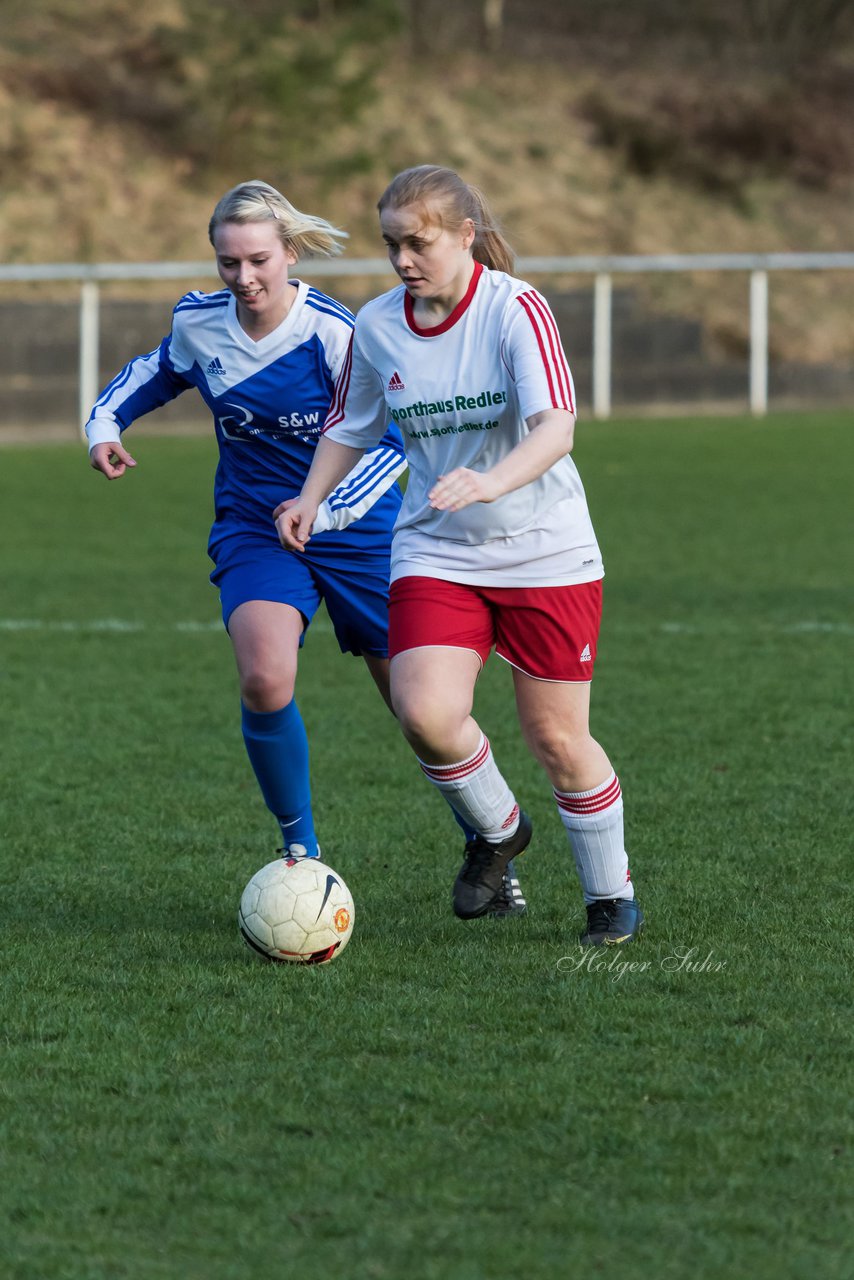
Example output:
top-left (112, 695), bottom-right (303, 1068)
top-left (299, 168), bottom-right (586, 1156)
top-left (86, 179), bottom-right (526, 916)
top-left (277, 166), bottom-right (643, 945)
top-left (87, 182), bottom-right (402, 861)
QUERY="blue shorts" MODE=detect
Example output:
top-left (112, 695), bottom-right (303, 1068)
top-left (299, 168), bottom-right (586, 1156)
top-left (210, 531), bottom-right (391, 657)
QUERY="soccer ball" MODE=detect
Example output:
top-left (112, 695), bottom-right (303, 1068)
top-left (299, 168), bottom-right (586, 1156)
top-left (238, 857), bottom-right (355, 965)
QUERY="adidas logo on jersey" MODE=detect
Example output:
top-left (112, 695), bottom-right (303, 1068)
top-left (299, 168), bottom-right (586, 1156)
top-left (580, 643), bottom-right (592, 663)
top-left (206, 356), bottom-right (226, 376)
top-left (387, 371), bottom-right (405, 392)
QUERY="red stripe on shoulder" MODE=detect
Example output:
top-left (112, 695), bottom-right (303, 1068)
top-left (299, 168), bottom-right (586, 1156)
top-left (322, 332), bottom-right (354, 432)
top-left (516, 290), bottom-right (575, 413)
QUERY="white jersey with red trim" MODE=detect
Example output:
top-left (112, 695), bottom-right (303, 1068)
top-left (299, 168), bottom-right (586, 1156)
top-left (324, 262), bottom-right (603, 586)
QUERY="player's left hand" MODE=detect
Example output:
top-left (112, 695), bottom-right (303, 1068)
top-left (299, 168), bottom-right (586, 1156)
top-left (274, 496), bottom-right (317, 551)
top-left (89, 440), bottom-right (137, 479)
top-left (428, 467), bottom-right (500, 511)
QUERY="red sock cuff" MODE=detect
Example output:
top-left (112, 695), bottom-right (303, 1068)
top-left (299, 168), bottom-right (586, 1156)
top-left (418, 735), bottom-right (490, 782)
top-left (554, 772), bottom-right (621, 815)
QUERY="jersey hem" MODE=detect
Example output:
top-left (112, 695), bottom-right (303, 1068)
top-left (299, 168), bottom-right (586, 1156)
top-left (390, 563), bottom-right (605, 589)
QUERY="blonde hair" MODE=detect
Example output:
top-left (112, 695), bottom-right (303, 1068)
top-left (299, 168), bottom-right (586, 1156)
top-left (378, 165), bottom-right (515, 274)
top-left (208, 180), bottom-right (348, 259)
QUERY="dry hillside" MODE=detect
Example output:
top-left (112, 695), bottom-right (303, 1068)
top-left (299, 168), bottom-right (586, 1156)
top-left (1, 1), bottom-right (852, 362)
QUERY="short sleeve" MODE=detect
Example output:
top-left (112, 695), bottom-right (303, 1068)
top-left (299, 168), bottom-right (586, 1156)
top-left (322, 327), bottom-right (390, 450)
top-left (503, 289), bottom-right (576, 419)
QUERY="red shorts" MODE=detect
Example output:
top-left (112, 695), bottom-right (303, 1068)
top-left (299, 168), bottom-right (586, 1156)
top-left (388, 575), bottom-right (603, 682)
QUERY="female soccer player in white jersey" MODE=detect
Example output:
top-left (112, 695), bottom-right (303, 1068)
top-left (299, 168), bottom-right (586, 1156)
top-left (86, 179), bottom-right (525, 914)
top-left (276, 165), bottom-right (643, 945)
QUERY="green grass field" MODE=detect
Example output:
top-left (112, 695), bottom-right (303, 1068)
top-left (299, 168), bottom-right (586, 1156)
top-left (1, 411), bottom-right (851, 1279)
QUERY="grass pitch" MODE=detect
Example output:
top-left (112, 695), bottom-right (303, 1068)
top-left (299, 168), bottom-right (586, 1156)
top-left (1, 411), bottom-right (851, 1279)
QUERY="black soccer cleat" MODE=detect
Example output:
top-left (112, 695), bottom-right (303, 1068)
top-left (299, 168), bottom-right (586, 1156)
top-left (487, 859), bottom-right (528, 918)
top-left (580, 896), bottom-right (644, 946)
top-left (453, 811), bottom-right (533, 919)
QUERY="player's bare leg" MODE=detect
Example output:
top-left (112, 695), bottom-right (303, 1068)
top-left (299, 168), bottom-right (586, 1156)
top-left (390, 645), bottom-right (481, 762)
top-left (362, 653), bottom-right (394, 714)
top-left (511, 673), bottom-right (608, 792)
top-left (229, 600), bottom-right (302, 711)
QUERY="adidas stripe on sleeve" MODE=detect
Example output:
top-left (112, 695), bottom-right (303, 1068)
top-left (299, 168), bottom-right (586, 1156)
top-left (507, 289), bottom-right (576, 418)
top-left (322, 330), bottom-right (390, 447)
top-left (313, 444), bottom-right (407, 534)
top-left (312, 330), bottom-right (406, 533)
top-left (85, 319), bottom-right (194, 450)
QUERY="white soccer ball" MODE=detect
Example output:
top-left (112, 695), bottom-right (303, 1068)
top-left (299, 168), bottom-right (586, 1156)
top-left (238, 857), bottom-right (355, 965)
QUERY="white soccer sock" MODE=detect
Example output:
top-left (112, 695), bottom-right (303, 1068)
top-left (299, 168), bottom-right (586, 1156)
top-left (554, 771), bottom-right (634, 904)
top-left (418, 734), bottom-right (520, 843)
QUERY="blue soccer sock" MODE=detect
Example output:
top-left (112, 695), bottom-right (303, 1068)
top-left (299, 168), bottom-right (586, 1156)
top-left (241, 700), bottom-right (319, 857)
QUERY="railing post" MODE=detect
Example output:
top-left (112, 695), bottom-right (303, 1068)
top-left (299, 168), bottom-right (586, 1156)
top-left (749, 269), bottom-right (768, 417)
top-left (79, 280), bottom-right (100, 438)
top-left (593, 272), bottom-right (612, 420)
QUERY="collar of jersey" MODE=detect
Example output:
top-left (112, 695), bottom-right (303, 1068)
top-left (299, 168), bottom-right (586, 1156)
top-left (226, 279), bottom-right (306, 351)
top-left (404, 261), bottom-right (482, 337)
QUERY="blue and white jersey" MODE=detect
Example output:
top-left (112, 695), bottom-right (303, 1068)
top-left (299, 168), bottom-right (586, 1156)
top-left (86, 281), bottom-right (405, 547)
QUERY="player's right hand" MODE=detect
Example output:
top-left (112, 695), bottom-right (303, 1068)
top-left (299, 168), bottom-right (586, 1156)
top-left (89, 441), bottom-right (137, 479)
top-left (274, 497), bottom-right (317, 552)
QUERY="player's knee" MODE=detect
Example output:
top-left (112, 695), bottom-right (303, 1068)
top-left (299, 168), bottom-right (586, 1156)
top-left (528, 725), bottom-right (592, 778)
top-left (240, 666), bottom-right (297, 713)
top-left (392, 690), bottom-right (457, 752)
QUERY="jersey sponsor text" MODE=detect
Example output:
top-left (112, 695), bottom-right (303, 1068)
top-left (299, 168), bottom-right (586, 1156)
top-left (389, 388), bottom-right (507, 423)
top-left (408, 419), bottom-right (499, 440)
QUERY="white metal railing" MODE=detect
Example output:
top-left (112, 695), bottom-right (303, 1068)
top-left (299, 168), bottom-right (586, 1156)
top-left (1, 252), bottom-right (852, 430)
